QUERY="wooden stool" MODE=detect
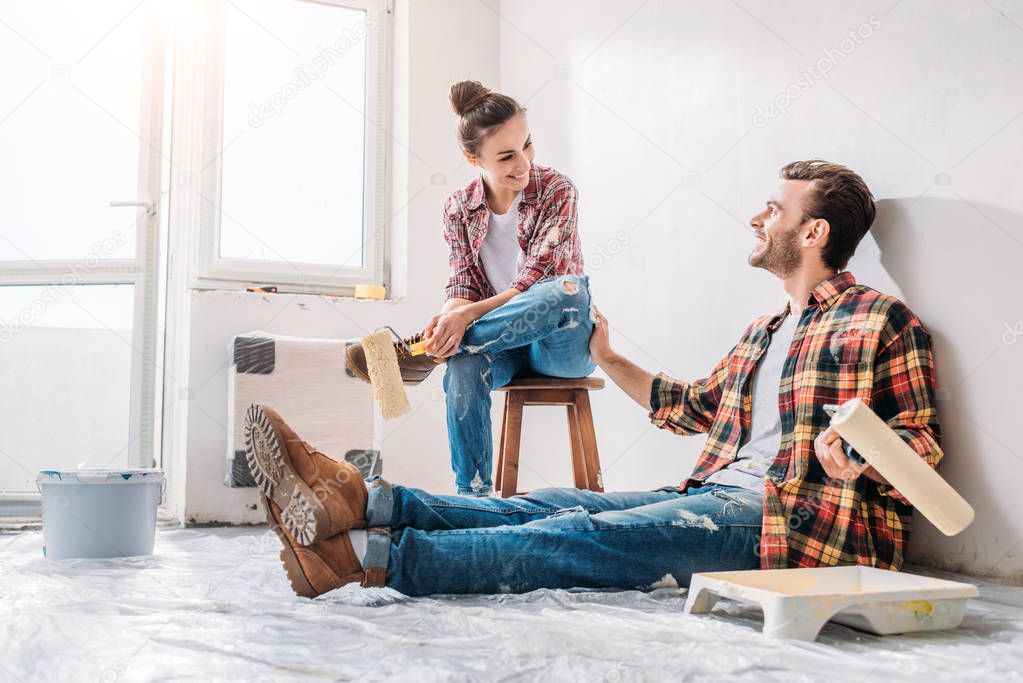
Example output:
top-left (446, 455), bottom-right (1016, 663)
top-left (494, 376), bottom-right (605, 498)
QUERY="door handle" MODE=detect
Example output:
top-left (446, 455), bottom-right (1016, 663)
top-left (109, 197), bottom-right (155, 217)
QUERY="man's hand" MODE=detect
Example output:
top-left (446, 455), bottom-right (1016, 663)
top-left (424, 306), bottom-right (473, 358)
top-left (587, 305), bottom-right (655, 409)
top-left (589, 305), bottom-right (613, 363)
top-left (814, 427), bottom-right (872, 481)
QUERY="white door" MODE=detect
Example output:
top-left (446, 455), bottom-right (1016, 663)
top-left (0, 1), bottom-right (167, 503)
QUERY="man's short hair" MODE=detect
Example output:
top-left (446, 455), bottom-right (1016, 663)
top-left (780, 160), bottom-right (876, 270)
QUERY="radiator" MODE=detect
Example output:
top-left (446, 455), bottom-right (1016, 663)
top-left (225, 331), bottom-right (380, 487)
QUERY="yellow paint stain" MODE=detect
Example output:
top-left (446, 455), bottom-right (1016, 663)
top-left (902, 599), bottom-right (933, 619)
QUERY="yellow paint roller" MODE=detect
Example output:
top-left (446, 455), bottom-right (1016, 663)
top-left (825, 398), bottom-right (974, 536)
top-left (360, 326), bottom-right (428, 419)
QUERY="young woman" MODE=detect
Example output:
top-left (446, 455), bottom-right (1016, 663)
top-left (347, 81), bottom-right (596, 496)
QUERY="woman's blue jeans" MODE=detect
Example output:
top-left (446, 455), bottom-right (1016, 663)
top-left (443, 274), bottom-right (597, 495)
top-left (361, 481), bottom-right (763, 596)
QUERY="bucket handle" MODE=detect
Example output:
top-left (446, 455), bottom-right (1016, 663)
top-left (76, 472), bottom-right (116, 483)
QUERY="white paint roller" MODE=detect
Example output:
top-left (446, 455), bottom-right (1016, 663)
top-left (361, 328), bottom-right (412, 419)
top-left (826, 398), bottom-right (974, 536)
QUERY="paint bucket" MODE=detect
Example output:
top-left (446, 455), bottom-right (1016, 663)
top-left (36, 469), bottom-right (166, 559)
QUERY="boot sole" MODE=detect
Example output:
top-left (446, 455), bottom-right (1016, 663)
top-left (244, 404), bottom-right (331, 547)
top-left (261, 496), bottom-right (318, 598)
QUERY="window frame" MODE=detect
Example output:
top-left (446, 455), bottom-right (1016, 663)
top-left (192, 0), bottom-right (393, 297)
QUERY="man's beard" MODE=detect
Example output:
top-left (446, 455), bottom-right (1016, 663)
top-left (749, 226), bottom-right (802, 277)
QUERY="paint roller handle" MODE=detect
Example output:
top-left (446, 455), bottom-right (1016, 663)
top-left (822, 404), bottom-right (866, 465)
top-left (377, 326), bottom-right (429, 356)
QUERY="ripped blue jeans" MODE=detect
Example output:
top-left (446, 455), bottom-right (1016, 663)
top-left (361, 480), bottom-right (763, 596)
top-left (444, 274), bottom-right (597, 495)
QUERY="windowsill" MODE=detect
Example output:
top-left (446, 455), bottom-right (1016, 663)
top-left (188, 278), bottom-right (403, 302)
top-left (0, 518), bottom-right (41, 531)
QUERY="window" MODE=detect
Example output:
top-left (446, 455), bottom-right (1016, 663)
top-left (196, 0), bottom-right (391, 294)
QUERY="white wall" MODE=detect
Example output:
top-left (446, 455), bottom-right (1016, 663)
top-left (180, 0), bottom-right (1023, 583)
top-left (182, 0), bottom-right (503, 523)
top-left (496, 0), bottom-right (1023, 581)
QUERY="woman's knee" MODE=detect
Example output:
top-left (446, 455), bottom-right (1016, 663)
top-left (555, 273), bottom-right (587, 294)
top-left (541, 273), bottom-right (589, 299)
top-left (522, 275), bottom-right (590, 320)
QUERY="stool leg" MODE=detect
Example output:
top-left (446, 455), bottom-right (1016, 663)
top-left (575, 390), bottom-right (603, 492)
top-left (566, 404), bottom-right (588, 489)
top-left (495, 394), bottom-right (509, 491)
top-left (500, 393), bottom-right (524, 498)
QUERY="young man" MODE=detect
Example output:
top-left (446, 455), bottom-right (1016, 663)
top-left (245, 160), bottom-right (942, 598)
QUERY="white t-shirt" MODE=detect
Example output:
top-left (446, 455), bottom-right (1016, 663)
top-left (704, 309), bottom-right (799, 491)
top-left (479, 192), bottom-right (526, 293)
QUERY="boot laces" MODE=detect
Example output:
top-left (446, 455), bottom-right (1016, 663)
top-left (395, 331), bottom-right (425, 357)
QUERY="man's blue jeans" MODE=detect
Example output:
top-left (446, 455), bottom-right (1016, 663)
top-left (361, 481), bottom-right (763, 597)
top-left (444, 274), bottom-right (597, 495)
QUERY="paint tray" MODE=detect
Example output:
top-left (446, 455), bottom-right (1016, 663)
top-left (684, 565), bottom-right (978, 641)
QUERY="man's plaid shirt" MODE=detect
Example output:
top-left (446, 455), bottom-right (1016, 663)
top-left (650, 271), bottom-right (943, 570)
top-left (442, 164), bottom-right (584, 301)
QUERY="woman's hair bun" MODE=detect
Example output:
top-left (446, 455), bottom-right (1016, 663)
top-left (448, 81), bottom-right (525, 154)
top-left (449, 80), bottom-right (492, 117)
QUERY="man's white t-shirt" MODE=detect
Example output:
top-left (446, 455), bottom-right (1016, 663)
top-left (704, 309), bottom-right (799, 491)
top-left (479, 192), bottom-right (526, 293)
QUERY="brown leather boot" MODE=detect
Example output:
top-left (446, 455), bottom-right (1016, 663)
top-left (244, 404), bottom-right (368, 546)
top-left (344, 331), bottom-right (444, 386)
top-left (262, 495), bottom-right (382, 598)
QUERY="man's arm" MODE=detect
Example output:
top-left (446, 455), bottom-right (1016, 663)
top-left (868, 322), bottom-right (943, 502)
top-left (589, 306), bottom-right (734, 435)
top-left (814, 319), bottom-right (942, 495)
top-left (596, 352), bottom-right (656, 409)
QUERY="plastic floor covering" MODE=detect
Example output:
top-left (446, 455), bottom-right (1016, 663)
top-left (2, 526), bottom-right (1022, 682)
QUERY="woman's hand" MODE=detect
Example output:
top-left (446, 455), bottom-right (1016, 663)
top-left (424, 306), bottom-right (474, 358)
top-left (588, 305), bottom-right (614, 364)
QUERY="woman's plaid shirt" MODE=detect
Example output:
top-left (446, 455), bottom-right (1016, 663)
top-left (441, 165), bottom-right (584, 301)
top-left (649, 271), bottom-right (943, 570)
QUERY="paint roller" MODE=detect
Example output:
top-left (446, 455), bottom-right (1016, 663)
top-left (360, 326), bottom-right (429, 419)
top-left (823, 399), bottom-right (974, 536)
